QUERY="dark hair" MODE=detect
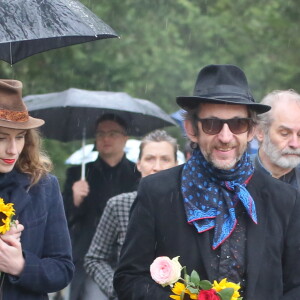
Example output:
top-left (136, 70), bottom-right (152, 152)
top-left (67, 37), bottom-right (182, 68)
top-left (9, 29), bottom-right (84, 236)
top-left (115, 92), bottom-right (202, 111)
top-left (184, 104), bottom-right (257, 136)
top-left (138, 130), bottom-right (178, 161)
top-left (95, 113), bottom-right (128, 133)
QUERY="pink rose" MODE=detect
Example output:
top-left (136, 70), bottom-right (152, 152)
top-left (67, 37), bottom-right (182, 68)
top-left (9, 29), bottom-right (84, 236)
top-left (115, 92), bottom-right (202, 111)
top-left (150, 256), bottom-right (182, 286)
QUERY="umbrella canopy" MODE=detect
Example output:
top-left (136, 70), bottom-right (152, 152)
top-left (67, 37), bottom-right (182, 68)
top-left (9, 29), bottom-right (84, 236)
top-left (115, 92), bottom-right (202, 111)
top-left (24, 88), bottom-right (177, 179)
top-left (170, 109), bottom-right (185, 134)
top-left (23, 88), bottom-right (177, 141)
top-left (0, 0), bottom-right (118, 64)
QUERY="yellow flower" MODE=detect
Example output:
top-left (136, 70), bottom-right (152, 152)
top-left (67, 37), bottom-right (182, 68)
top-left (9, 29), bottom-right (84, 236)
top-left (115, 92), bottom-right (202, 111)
top-left (170, 282), bottom-right (198, 300)
top-left (212, 278), bottom-right (241, 300)
top-left (0, 198), bottom-right (15, 234)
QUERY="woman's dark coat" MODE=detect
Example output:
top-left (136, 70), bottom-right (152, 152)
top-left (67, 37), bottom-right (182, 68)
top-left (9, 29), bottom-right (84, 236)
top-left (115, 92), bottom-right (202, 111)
top-left (0, 170), bottom-right (74, 300)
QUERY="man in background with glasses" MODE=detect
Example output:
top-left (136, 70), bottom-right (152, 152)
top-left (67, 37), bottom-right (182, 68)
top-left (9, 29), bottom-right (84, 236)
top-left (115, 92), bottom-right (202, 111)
top-left (114, 64), bottom-right (300, 300)
top-left (63, 113), bottom-right (140, 300)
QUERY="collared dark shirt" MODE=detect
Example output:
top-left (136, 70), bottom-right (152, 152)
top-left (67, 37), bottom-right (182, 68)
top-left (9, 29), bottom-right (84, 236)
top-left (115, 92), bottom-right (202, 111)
top-left (209, 201), bottom-right (247, 296)
top-left (254, 155), bottom-right (300, 190)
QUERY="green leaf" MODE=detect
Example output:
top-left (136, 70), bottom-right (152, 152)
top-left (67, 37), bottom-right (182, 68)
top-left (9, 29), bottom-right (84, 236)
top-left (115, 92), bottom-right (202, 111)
top-left (187, 286), bottom-right (199, 294)
top-left (190, 270), bottom-right (201, 286)
top-left (184, 273), bottom-right (190, 283)
top-left (218, 288), bottom-right (235, 300)
top-left (199, 280), bottom-right (212, 290)
top-left (182, 266), bottom-right (187, 276)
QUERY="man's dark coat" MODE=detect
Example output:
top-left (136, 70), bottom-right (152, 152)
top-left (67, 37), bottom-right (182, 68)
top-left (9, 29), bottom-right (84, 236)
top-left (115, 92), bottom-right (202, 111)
top-left (114, 165), bottom-right (300, 300)
top-left (64, 155), bottom-right (140, 299)
top-left (63, 155), bottom-right (140, 263)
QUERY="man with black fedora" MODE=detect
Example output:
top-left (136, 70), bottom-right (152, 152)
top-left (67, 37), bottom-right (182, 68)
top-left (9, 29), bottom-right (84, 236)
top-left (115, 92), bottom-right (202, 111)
top-left (114, 64), bottom-right (300, 300)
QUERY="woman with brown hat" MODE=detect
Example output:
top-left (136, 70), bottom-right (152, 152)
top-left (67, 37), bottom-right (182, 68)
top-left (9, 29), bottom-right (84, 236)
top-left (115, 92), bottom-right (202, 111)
top-left (0, 80), bottom-right (74, 299)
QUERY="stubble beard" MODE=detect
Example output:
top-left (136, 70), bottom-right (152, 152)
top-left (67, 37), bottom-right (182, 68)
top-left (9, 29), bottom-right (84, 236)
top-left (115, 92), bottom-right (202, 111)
top-left (203, 142), bottom-right (247, 170)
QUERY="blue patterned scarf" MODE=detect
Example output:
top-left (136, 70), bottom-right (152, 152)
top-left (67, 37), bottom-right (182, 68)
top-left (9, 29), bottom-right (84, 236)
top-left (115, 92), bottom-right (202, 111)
top-left (181, 148), bottom-right (257, 249)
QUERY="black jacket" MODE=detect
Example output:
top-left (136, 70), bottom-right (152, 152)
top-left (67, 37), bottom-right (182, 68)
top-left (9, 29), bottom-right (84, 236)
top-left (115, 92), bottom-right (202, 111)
top-left (114, 165), bottom-right (300, 300)
top-left (63, 155), bottom-right (140, 262)
top-left (254, 155), bottom-right (300, 190)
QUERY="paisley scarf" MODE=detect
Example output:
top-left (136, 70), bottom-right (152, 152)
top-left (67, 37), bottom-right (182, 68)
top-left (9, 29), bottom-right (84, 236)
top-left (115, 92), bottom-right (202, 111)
top-left (181, 148), bottom-right (257, 249)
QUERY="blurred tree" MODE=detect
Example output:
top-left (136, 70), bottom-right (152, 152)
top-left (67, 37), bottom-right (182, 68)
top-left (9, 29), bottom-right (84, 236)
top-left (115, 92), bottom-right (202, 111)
top-left (0, 0), bottom-right (299, 186)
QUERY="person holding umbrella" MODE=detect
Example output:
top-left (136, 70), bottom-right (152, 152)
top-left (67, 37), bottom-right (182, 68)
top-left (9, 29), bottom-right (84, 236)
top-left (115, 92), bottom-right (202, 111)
top-left (63, 113), bottom-right (140, 300)
top-left (84, 129), bottom-right (178, 299)
top-left (0, 79), bottom-right (74, 299)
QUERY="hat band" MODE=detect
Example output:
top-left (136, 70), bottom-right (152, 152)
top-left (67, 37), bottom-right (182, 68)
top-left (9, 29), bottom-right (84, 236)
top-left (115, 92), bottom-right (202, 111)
top-left (0, 109), bottom-right (29, 122)
top-left (195, 85), bottom-right (254, 101)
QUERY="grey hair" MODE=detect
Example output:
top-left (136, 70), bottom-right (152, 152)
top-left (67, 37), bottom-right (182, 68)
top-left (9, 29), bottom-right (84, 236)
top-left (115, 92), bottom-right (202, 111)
top-left (258, 89), bottom-right (300, 134)
top-left (138, 130), bottom-right (178, 161)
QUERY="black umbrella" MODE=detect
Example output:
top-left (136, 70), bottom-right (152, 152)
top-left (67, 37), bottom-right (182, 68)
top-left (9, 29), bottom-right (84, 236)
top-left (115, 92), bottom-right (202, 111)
top-left (24, 88), bottom-right (177, 140)
top-left (24, 88), bottom-right (177, 178)
top-left (0, 0), bottom-right (118, 64)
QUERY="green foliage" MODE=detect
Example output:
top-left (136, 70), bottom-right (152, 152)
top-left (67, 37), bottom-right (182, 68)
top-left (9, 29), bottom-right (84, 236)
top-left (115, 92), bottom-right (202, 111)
top-left (186, 269), bottom-right (213, 293)
top-left (0, 0), bottom-right (299, 184)
top-left (190, 270), bottom-right (201, 287)
top-left (183, 268), bottom-right (240, 299)
top-left (199, 280), bottom-right (213, 290)
top-left (218, 288), bottom-right (234, 300)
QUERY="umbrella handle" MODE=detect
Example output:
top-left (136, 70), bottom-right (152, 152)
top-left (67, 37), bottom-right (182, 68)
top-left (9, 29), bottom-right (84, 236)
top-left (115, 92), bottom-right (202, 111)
top-left (81, 161), bottom-right (86, 180)
top-left (81, 127), bottom-right (86, 180)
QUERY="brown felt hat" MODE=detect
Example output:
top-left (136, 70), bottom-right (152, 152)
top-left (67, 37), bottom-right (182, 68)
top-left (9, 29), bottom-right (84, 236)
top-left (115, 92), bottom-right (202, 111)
top-left (0, 79), bottom-right (44, 129)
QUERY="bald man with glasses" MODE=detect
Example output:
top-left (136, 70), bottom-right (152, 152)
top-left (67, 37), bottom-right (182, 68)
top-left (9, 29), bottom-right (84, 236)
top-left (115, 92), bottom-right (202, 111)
top-left (114, 65), bottom-right (300, 300)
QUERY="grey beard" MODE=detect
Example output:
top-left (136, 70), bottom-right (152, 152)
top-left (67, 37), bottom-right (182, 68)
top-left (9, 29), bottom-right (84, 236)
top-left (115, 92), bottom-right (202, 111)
top-left (262, 135), bottom-right (300, 169)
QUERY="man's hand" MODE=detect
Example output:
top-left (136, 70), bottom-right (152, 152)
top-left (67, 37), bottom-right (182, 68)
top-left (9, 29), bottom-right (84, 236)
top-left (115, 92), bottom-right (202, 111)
top-left (72, 180), bottom-right (90, 207)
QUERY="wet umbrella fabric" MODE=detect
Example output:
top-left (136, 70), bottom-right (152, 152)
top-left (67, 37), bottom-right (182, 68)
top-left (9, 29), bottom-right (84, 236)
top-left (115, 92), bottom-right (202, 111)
top-left (24, 88), bottom-right (177, 140)
top-left (24, 88), bottom-right (177, 178)
top-left (170, 109), bottom-right (185, 134)
top-left (0, 0), bottom-right (118, 64)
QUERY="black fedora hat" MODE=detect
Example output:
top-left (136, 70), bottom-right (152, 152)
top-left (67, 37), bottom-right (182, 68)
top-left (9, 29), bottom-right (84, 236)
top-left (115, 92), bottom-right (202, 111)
top-left (176, 64), bottom-right (270, 114)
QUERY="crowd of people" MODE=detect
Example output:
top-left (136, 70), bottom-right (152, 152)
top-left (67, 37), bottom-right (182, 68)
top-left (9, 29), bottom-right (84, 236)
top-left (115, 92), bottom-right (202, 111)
top-left (1, 63), bottom-right (300, 300)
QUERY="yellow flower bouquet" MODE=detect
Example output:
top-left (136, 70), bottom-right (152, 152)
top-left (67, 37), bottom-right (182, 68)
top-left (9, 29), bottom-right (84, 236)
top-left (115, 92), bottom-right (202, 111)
top-left (0, 198), bottom-right (15, 234)
top-left (150, 256), bottom-right (243, 300)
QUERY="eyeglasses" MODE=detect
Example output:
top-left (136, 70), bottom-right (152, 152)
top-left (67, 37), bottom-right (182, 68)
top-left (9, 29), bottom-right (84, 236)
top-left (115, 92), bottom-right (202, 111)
top-left (95, 130), bottom-right (126, 139)
top-left (196, 117), bottom-right (253, 135)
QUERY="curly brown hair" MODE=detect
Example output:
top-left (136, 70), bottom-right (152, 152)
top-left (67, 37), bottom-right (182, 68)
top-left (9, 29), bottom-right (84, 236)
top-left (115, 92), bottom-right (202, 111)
top-left (15, 128), bottom-right (53, 186)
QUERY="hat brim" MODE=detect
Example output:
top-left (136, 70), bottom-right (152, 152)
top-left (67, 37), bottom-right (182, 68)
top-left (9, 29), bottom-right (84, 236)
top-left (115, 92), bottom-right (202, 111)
top-left (0, 116), bottom-right (44, 130)
top-left (176, 96), bottom-right (271, 114)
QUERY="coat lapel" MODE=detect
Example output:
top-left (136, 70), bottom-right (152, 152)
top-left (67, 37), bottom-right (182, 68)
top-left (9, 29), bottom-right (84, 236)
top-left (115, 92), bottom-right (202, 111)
top-left (176, 168), bottom-right (215, 280)
top-left (177, 165), bottom-right (270, 295)
top-left (245, 175), bottom-right (268, 299)
top-left (12, 188), bottom-right (31, 218)
top-left (194, 229), bottom-right (215, 280)
top-left (5, 171), bottom-right (32, 218)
